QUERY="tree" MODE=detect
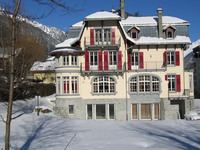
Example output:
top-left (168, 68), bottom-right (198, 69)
top-left (0, 0), bottom-right (82, 149)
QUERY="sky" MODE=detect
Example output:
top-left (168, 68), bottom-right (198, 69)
top-left (17, 0), bottom-right (200, 42)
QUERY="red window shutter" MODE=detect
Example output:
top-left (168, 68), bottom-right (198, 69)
top-left (164, 51), bottom-right (167, 66)
top-left (118, 51), bottom-right (122, 70)
top-left (67, 81), bottom-right (69, 93)
top-left (104, 51), bottom-right (108, 70)
top-left (139, 52), bottom-right (144, 69)
top-left (90, 29), bottom-right (94, 45)
top-left (75, 81), bottom-right (77, 93)
top-left (64, 81), bottom-right (66, 93)
top-left (165, 75), bottom-right (168, 81)
top-left (85, 51), bottom-right (89, 71)
top-left (176, 51), bottom-right (180, 66)
top-left (112, 28), bottom-right (115, 45)
top-left (176, 75), bottom-right (181, 92)
top-left (128, 53), bottom-right (131, 70)
top-left (98, 51), bottom-right (102, 71)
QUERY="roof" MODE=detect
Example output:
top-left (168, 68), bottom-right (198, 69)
top-left (121, 16), bottom-right (189, 26)
top-left (55, 38), bottom-right (78, 48)
top-left (31, 60), bottom-right (55, 71)
top-left (84, 11), bottom-right (121, 21)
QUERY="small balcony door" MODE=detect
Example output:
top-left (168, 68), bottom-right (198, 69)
top-left (90, 52), bottom-right (98, 70)
top-left (109, 51), bottom-right (117, 70)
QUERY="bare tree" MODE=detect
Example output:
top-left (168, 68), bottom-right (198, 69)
top-left (0, 0), bottom-right (82, 149)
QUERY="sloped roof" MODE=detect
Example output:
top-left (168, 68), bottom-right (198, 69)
top-left (84, 11), bottom-right (121, 21)
top-left (121, 16), bottom-right (189, 26)
top-left (31, 60), bottom-right (55, 71)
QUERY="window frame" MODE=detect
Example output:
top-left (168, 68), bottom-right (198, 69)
top-left (167, 51), bottom-right (175, 66)
top-left (63, 55), bottom-right (69, 66)
top-left (168, 74), bottom-right (176, 92)
top-left (108, 51), bottom-right (117, 69)
top-left (71, 55), bottom-right (78, 66)
top-left (92, 76), bottom-right (116, 95)
top-left (71, 76), bottom-right (78, 94)
top-left (129, 75), bottom-right (160, 94)
top-left (56, 76), bottom-right (61, 94)
top-left (94, 28), bottom-right (111, 45)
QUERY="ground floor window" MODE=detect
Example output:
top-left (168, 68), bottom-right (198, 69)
top-left (69, 105), bottom-right (74, 115)
top-left (154, 104), bottom-right (159, 120)
top-left (141, 104), bottom-right (151, 119)
top-left (96, 104), bottom-right (106, 119)
top-left (109, 104), bottom-right (115, 119)
top-left (87, 104), bottom-right (92, 119)
top-left (132, 104), bottom-right (138, 120)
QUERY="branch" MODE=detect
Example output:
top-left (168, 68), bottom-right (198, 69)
top-left (0, 115), bottom-right (6, 123)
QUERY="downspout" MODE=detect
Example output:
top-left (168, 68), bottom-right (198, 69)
top-left (125, 40), bottom-right (128, 120)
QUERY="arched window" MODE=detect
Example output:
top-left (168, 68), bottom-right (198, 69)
top-left (93, 76), bottom-right (115, 93)
top-left (129, 75), bottom-right (160, 93)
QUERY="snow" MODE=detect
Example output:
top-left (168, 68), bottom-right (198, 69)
top-left (84, 11), bottom-right (121, 21)
top-left (55, 38), bottom-right (78, 48)
top-left (1, 96), bottom-right (200, 150)
top-left (184, 39), bottom-right (200, 57)
top-left (71, 21), bottom-right (84, 27)
top-left (121, 16), bottom-right (189, 26)
top-left (134, 36), bottom-right (191, 45)
top-left (30, 60), bottom-right (55, 71)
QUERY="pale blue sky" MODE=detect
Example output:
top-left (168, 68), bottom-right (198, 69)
top-left (10, 0), bottom-right (200, 42)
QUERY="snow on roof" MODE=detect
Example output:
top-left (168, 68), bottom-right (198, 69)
top-left (84, 11), bottom-right (121, 21)
top-left (184, 39), bottom-right (200, 57)
top-left (31, 60), bottom-right (55, 71)
top-left (134, 36), bottom-right (191, 45)
top-left (55, 38), bottom-right (78, 48)
top-left (121, 16), bottom-right (189, 26)
top-left (71, 21), bottom-right (84, 27)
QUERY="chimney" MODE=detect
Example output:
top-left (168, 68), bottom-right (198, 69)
top-left (157, 8), bottom-right (163, 38)
top-left (120, 0), bottom-right (125, 19)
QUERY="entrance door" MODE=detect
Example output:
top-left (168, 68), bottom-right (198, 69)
top-left (132, 104), bottom-right (138, 119)
top-left (96, 104), bottom-right (106, 119)
top-left (87, 104), bottom-right (92, 119)
top-left (141, 104), bottom-right (151, 120)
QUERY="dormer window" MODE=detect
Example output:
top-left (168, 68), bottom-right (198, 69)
top-left (129, 26), bottom-right (140, 40)
top-left (164, 25), bottom-right (176, 39)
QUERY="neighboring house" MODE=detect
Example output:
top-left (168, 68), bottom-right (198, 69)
top-left (30, 56), bottom-right (55, 83)
top-left (193, 45), bottom-right (200, 98)
top-left (51, 2), bottom-right (194, 120)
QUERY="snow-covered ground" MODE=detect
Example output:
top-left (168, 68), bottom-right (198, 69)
top-left (1, 95), bottom-right (200, 150)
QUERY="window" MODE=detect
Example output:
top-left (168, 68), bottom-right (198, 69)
top-left (131, 52), bottom-right (139, 68)
top-left (93, 76), bottom-right (115, 94)
top-left (95, 29), bottom-right (102, 44)
top-left (109, 104), bottom-right (115, 119)
top-left (90, 52), bottom-right (98, 68)
top-left (63, 56), bottom-right (69, 66)
top-left (56, 57), bottom-right (60, 66)
top-left (152, 77), bottom-right (159, 92)
top-left (63, 77), bottom-right (69, 94)
top-left (132, 104), bottom-right (138, 120)
top-left (104, 29), bottom-right (111, 43)
top-left (87, 104), bottom-right (92, 119)
top-left (56, 77), bottom-right (61, 94)
top-left (130, 77), bottom-right (137, 92)
top-left (71, 77), bottom-right (78, 94)
top-left (132, 32), bottom-right (137, 39)
top-left (167, 51), bottom-right (175, 65)
top-left (154, 104), bottom-right (159, 120)
top-left (109, 51), bottom-right (117, 66)
top-left (189, 75), bottom-right (193, 92)
top-left (167, 31), bottom-right (173, 38)
top-left (96, 104), bottom-right (106, 119)
top-left (168, 75), bottom-right (176, 92)
top-left (71, 55), bottom-right (78, 66)
top-left (69, 105), bottom-right (74, 115)
top-left (129, 75), bottom-right (160, 93)
top-left (141, 104), bottom-right (151, 120)
top-left (139, 76), bottom-right (150, 92)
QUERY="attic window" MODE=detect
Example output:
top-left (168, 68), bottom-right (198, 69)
top-left (165, 26), bottom-right (175, 39)
top-left (129, 27), bottom-right (139, 39)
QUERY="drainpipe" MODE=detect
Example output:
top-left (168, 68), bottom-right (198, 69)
top-left (125, 41), bottom-right (128, 121)
top-left (157, 8), bottom-right (163, 38)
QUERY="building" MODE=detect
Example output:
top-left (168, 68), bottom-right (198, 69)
top-left (30, 56), bottom-right (55, 83)
top-left (193, 45), bottom-right (200, 98)
top-left (51, 4), bottom-right (194, 120)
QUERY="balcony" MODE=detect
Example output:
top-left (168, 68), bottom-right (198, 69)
top-left (80, 62), bottom-right (125, 75)
top-left (129, 61), bottom-right (166, 72)
top-left (84, 37), bottom-right (121, 49)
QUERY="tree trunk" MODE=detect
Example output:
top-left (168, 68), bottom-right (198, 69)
top-left (5, 1), bottom-right (21, 150)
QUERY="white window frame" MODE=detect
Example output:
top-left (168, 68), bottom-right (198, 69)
top-left (56, 77), bottom-right (61, 94)
top-left (152, 76), bottom-right (159, 92)
top-left (90, 51), bottom-right (98, 70)
top-left (167, 51), bottom-right (175, 66)
top-left (189, 75), bottom-right (193, 92)
top-left (63, 56), bottom-right (69, 66)
top-left (130, 77), bottom-right (137, 92)
top-left (139, 76), bottom-right (150, 92)
top-left (71, 76), bottom-right (78, 94)
top-left (71, 55), bottom-right (78, 66)
top-left (63, 76), bottom-right (69, 94)
top-left (168, 75), bottom-right (176, 92)
top-left (109, 51), bottom-right (117, 70)
top-left (131, 52), bottom-right (139, 69)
